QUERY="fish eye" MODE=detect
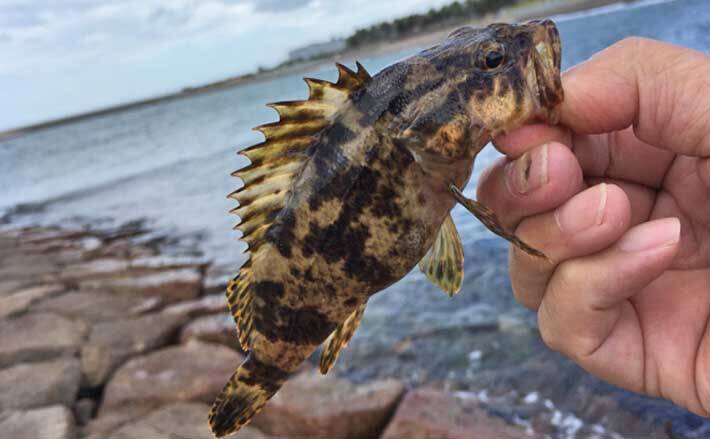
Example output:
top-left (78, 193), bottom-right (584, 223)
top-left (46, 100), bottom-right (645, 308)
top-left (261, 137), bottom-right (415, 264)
top-left (484, 50), bottom-right (504, 69)
top-left (475, 43), bottom-right (505, 71)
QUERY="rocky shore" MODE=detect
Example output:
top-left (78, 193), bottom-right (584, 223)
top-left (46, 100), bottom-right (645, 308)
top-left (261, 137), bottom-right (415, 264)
top-left (0, 224), bottom-right (549, 439)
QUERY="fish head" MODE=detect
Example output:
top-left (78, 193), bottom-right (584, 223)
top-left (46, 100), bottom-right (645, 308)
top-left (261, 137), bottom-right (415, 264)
top-left (407, 19), bottom-right (563, 160)
top-left (446, 19), bottom-right (563, 137)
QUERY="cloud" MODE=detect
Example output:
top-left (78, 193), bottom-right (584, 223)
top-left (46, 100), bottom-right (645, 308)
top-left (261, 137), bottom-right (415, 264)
top-left (0, 0), bottom-right (454, 130)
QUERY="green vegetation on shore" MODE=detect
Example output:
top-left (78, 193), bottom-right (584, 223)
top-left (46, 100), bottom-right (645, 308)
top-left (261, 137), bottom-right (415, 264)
top-left (346, 0), bottom-right (520, 48)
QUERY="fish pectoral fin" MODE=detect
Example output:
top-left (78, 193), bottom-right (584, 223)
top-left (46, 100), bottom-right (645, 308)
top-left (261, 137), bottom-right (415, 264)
top-left (319, 302), bottom-right (367, 375)
top-left (418, 214), bottom-right (464, 296)
top-left (449, 184), bottom-right (547, 259)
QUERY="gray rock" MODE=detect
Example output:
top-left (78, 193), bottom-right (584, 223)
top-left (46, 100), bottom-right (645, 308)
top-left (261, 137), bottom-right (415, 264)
top-left (381, 388), bottom-right (527, 439)
top-left (0, 405), bottom-right (76, 439)
top-left (61, 255), bottom-right (207, 282)
top-left (0, 284), bottom-right (65, 319)
top-left (60, 258), bottom-right (130, 281)
top-left (163, 293), bottom-right (227, 318)
top-left (81, 406), bottom-right (153, 439)
top-left (78, 268), bottom-right (202, 303)
top-left (100, 341), bottom-right (243, 413)
top-left (0, 357), bottom-right (81, 410)
top-left (178, 312), bottom-right (241, 350)
top-left (81, 311), bottom-right (188, 386)
top-left (34, 290), bottom-right (161, 324)
top-left (252, 371), bottom-right (404, 439)
top-left (0, 253), bottom-right (60, 283)
top-left (74, 398), bottom-right (96, 426)
top-left (0, 279), bottom-right (32, 296)
top-left (203, 264), bottom-right (231, 295)
top-left (130, 255), bottom-right (210, 270)
top-left (0, 313), bottom-right (87, 368)
top-left (106, 402), bottom-right (270, 439)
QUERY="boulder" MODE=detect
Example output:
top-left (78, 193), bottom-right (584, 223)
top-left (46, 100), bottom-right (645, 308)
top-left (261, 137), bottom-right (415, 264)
top-left (0, 313), bottom-right (87, 368)
top-left (0, 279), bottom-right (32, 296)
top-left (0, 357), bottom-right (81, 410)
top-left (106, 402), bottom-right (270, 439)
top-left (0, 253), bottom-right (60, 283)
top-left (0, 405), bottom-right (76, 439)
top-left (74, 398), bottom-right (96, 426)
top-left (81, 311), bottom-right (188, 386)
top-left (0, 284), bottom-right (65, 319)
top-left (179, 313), bottom-right (240, 350)
top-left (252, 371), bottom-right (404, 439)
top-left (81, 406), bottom-right (153, 439)
top-left (61, 255), bottom-right (207, 282)
top-left (130, 255), bottom-right (210, 270)
top-left (59, 258), bottom-right (130, 281)
top-left (203, 265), bottom-right (231, 295)
top-left (97, 238), bottom-right (156, 259)
top-left (100, 341), bottom-right (243, 413)
top-left (163, 293), bottom-right (227, 318)
top-left (381, 388), bottom-right (527, 439)
top-left (33, 290), bottom-right (161, 323)
top-left (78, 268), bottom-right (202, 303)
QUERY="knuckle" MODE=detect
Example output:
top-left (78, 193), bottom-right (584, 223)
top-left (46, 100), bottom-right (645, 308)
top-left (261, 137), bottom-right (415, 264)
top-left (537, 303), bottom-right (563, 352)
top-left (475, 157), bottom-right (506, 205)
top-left (615, 36), bottom-right (651, 53)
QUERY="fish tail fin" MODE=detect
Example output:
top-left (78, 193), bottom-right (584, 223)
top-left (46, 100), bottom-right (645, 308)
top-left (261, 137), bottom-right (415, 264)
top-left (208, 354), bottom-right (288, 437)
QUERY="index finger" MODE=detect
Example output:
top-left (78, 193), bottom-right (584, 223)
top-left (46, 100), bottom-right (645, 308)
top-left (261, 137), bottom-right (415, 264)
top-left (560, 37), bottom-right (710, 157)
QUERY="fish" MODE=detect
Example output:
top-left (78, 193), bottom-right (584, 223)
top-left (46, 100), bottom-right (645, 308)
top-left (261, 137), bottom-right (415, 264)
top-left (209, 19), bottom-right (563, 437)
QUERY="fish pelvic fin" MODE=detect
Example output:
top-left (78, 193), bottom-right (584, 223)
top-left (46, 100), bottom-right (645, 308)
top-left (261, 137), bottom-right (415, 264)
top-left (419, 214), bottom-right (464, 296)
top-left (319, 302), bottom-right (367, 374)
top-left (449, 184), bottom-right (548, 260)
top-left (208, 354), bottom-right (289, 438)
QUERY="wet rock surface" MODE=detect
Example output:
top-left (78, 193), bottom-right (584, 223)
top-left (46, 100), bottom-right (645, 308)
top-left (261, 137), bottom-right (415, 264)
top-left (0, 225), bottom-right (707, 439)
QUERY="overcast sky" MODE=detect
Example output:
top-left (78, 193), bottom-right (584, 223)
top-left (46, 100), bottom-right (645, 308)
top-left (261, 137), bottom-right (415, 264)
top-left (0, 0), bottom-right (456, 131)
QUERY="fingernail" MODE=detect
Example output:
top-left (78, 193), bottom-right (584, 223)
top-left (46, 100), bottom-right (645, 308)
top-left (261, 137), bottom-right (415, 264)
top-left (619, 217), bottom-right (681, 253)
top-left (555, 183), bottom-right (607, 233)
top-left (505, 143), bottom-right (548, 195)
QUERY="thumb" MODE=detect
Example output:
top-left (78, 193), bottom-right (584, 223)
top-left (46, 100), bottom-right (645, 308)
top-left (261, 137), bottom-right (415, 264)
top-left (537, 217), bottom-right (680, 392)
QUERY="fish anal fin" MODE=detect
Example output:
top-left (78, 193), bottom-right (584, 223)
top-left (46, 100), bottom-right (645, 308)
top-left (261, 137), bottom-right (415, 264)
top-left (319, 302), bottom-right (367, 375)
top-left (226, 264), bottom-right (254, 352)
top-left (209, 354), bottom-right (288, 437)
top-left (419, 214), bottom-right (464, 296)
top-left (449, 184), bottom-right (547, 259)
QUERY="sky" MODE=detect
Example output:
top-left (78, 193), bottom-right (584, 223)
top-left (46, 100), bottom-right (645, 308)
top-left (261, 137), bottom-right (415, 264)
top-left (0, 0), bottom-right (455, 131)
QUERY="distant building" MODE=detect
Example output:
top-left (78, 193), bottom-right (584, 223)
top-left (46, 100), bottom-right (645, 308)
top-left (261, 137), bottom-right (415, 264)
top-left (288, 39), bottom-right (346, 62)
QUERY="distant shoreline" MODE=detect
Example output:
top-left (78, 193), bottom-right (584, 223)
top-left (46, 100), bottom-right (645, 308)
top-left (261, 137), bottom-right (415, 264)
top-left (0, 0), bottom-right (626, 142)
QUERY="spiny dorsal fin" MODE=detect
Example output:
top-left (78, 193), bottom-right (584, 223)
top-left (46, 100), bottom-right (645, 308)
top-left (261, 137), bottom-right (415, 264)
top-left (419, 214), bottom-right (464, 296)
top-left (226, 62), bottom-right (371, 350)
top-left (319, 302), bottom-right (367, 374)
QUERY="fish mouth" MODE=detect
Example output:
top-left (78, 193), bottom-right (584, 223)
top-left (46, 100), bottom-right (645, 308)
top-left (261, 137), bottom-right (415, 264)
top-left (530, 20), bottom-right (564, 124)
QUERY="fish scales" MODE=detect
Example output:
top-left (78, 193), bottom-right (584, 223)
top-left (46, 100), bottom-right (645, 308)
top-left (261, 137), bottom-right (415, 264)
top-left (210, 20), bottom-right (564, 437)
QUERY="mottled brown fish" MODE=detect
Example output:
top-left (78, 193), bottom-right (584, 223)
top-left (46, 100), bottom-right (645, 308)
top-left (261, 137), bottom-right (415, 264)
top-left (209, 19), bottom-right (563, 437)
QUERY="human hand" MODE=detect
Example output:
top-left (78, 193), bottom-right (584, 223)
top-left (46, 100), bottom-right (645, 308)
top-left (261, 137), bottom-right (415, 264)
top-left (477, 37), bottom-right (710, 415)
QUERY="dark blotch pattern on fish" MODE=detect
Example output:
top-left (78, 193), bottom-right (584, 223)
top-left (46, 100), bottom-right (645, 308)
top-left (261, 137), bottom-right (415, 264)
top-left (241, 354), bottom-right (289, 394)
top-left (253, 281), bottom-right (337, 344)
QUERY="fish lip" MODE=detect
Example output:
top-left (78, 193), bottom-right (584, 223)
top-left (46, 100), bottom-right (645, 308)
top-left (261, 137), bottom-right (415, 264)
top-left (531, 23), bottom-right (563, 124)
